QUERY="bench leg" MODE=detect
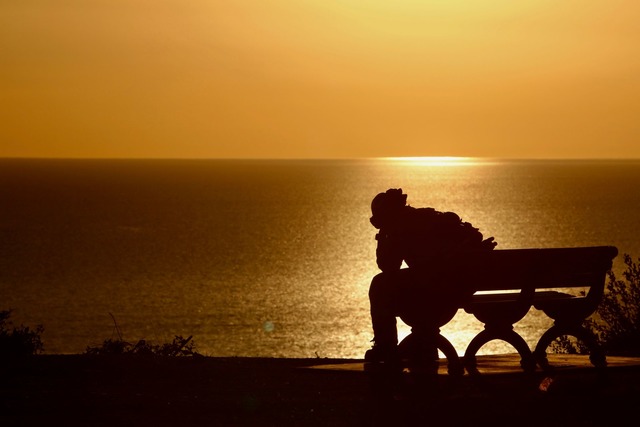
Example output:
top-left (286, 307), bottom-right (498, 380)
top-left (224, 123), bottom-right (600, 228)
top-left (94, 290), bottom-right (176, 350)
top-left (533, 324), bottom-right (607, 371)
top-left (464, 326), bottom-right (535, 375)
top-left (437, 334), bottom-right (464, 377)
top-left (398, 331), bottom-right (464, 377)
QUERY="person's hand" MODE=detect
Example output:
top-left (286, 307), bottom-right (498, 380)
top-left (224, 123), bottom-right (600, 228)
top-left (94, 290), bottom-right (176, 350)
top-left (482, 236), bottom-right (497, 250)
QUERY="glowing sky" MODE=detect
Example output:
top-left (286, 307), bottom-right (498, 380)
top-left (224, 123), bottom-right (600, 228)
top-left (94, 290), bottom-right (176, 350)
top-left (1, 1), bottom-right (639, 158)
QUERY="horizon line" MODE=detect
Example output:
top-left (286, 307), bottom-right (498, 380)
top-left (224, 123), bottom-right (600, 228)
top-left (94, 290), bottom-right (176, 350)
top-left (2, 155), bottom-right (640, 162)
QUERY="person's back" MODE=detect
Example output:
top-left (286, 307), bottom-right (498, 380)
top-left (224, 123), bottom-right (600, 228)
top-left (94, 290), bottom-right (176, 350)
top-left (393, 206), bottom-right (486, 269)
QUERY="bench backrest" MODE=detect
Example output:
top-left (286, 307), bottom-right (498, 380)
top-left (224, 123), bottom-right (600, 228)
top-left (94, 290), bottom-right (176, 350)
top-left (467, 246), bottom-right (618, 292)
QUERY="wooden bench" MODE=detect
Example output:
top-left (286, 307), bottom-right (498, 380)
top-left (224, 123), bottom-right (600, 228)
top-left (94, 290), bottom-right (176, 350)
top-left (397, 245), bottom-right (619, 376)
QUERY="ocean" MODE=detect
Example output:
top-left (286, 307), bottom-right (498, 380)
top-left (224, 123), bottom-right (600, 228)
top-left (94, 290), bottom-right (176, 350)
top-left (1, 158), bottom-right (639, 358)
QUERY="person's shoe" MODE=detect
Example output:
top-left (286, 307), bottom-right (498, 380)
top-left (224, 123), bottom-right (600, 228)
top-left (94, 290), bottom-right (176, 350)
top-left (364, 345), bottom-right (402, 374)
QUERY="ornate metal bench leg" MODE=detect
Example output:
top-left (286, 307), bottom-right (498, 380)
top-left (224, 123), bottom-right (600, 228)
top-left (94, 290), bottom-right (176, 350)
top-left (437, 334), bottom-right (464, 377)
top-left (500, 329), bottom-right (536, 373)
top-left (398, 331), bottom-right (437, 376)
top-left (464, 326), bottom-right (535, 375)
top-left (589, 347), bottom-right (607, 369)
top-left (573, 326), bottom-right (607, 369)
top-left (399, 331), bottom-right (463, 377)
top-left (534, 323), bottom-right (607, 370)
top-left (463, 329), bottom-right (491, 376)
top-left (534, 325), bottom-right (563, 371)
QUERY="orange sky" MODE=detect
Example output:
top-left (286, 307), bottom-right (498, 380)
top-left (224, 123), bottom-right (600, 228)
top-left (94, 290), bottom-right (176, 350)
top-left (1, 0), bottom-right (639, 159)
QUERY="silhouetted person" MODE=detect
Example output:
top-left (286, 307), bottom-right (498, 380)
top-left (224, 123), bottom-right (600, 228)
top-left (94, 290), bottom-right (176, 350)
top-left (365, 188), bottom-right (497, 371)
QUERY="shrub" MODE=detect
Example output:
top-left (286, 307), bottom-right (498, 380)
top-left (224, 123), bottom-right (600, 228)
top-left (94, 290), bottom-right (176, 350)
top-left (85, 335), bottom-right (199, 357)
top-left (552, 253), bottom-right (640, 356)
top-left (0, 310), bottom-right (44, 358)
top-left (589, 253), bottom-right (640, 356)
top-left (85, 313), bottom-right (200, 357)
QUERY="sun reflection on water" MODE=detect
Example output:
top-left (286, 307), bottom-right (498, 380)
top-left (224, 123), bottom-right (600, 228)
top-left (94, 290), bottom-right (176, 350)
top-left (384, 156), bottom-right (493, 167)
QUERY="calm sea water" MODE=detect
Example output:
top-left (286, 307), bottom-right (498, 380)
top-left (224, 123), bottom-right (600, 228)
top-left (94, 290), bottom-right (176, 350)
top-left (1, 158), bottom-right (639, 358)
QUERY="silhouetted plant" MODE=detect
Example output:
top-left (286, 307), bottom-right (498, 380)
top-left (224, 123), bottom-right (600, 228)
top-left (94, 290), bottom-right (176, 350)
top-left (553, 253), bottom-right (640, 356)
top-left (85, 338), bottom-right (130, 355)
top-left (86, 335), bottom-right (198, 357)
top-left (85, 313), bottom-right (199, 357)
top-left (0, 310), bottom-right (44, 358)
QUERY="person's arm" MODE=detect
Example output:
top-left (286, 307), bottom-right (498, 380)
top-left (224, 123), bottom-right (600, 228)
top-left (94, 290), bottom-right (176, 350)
top-left (454, 218), bottom-right (498, 252)
top-left (375, 231), bottom-right (403, 272)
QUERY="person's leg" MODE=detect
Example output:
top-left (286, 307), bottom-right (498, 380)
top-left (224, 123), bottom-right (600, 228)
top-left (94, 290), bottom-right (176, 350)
top-left (367, 268), bottom-right (421, 363)
top-left (368, 271), bottom-right (401, 348)
top-left (366, 270), bottom-right (409, 373)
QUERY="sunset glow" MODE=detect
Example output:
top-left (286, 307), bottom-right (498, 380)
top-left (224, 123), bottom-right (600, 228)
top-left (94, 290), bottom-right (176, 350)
top-left (1, 1), bottom-right (639, 159)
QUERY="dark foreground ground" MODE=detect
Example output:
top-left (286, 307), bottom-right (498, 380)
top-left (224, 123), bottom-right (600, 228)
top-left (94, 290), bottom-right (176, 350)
top-left (2, 354), bottom-right (640, 426)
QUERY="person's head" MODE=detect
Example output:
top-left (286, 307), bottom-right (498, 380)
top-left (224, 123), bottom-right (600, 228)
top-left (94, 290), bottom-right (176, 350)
top-left (370, 188), bottom-right (407, 229)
